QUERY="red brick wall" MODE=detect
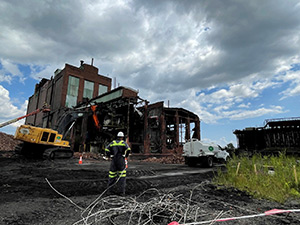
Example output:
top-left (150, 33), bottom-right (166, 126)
top-left (25, 62), bottom-right (112, 128)
top-left (62, 63), bottom-right (112, 107)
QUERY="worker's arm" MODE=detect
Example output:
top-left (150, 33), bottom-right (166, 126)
top-left (124, 143), bottom-right (131, 158)
top-left (105, 142), bottom-right (112, 157)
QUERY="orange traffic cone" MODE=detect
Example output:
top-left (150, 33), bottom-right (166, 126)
top-left (79, 155), bottom-right (83, 164)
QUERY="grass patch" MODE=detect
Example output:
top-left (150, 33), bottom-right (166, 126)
top-left (213, 153), bottom-right (300, 203)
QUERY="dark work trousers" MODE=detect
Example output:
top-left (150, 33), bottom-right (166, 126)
top-left (107, 156), bottom-right (126, 195)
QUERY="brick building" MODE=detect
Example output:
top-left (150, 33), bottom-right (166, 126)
top-left (25, 61), bottom-right (200, 155)
top-left (26, 61), bottom-right (111, 129)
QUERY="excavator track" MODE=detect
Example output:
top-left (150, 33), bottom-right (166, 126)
top-left (14, 142), bottom-right (44, 158)
top-left (43, 147), bottom-right (73, 160)
top-left (15, 142), bottom-right (73, 159)
top-left (14, 143), bottom-right (24, 155)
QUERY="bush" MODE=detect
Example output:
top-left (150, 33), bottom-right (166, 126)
top-left (213, 153), bottom-right (300, 203)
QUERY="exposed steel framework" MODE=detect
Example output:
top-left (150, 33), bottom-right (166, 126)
top-left (234, 117), bottom-right (300, 154)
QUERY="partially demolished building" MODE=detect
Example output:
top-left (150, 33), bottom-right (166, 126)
top-left (25, 61), bottom-right (200, 156)
top-left (234, 117), bottom-right (300, 155)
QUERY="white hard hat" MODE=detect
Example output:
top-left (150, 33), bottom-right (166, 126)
top-left (117, 131), bottom-right (124, 137)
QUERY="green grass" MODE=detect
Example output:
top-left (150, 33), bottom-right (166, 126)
top-left (213, 153), bottom-right (300, 203)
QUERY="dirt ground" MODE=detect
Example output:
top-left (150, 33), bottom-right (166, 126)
top-left (1, 147), bottom-right (300, 224)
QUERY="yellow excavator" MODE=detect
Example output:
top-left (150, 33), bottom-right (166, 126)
top-left (14, 125), bottom-right (72, 159)
top-left (1, 103), bottom-right (102, 159)
top-left (0, 107), bottom-right (74, 159)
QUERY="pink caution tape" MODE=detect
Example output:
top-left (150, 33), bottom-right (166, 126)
top-left (264, 209), bottom-right (290, 215)
top-left (168, 208), bottom-right (300, 225)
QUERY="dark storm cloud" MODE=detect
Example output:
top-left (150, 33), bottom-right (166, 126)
top-left (203, 1), bottom-right (299, 74)
top-left (0, 0), bottom-right (84, 62)
top-left (1, 0), bottom-right (300, 136)
top-left (0, 0), bottom-right (142, 63)
top-left (1, 0), bottom-right (300, 94)
top-left (129, 0), bottom-right (300, 92)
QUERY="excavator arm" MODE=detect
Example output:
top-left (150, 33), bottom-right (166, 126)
top-left (0, 107), bottom-right (50, 129)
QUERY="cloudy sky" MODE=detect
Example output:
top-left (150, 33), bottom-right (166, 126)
top-left (1, 0), bottom-right (300, 147)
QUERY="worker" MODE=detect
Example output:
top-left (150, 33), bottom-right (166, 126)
top-left (105, 131), bottom-right (131, 196)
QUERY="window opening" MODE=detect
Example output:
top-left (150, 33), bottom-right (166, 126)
top-left (66, 76), bottom-right (79, 107)
top-left (99, 84), bottom-right (108, 95)
top-left (83, 80), bottom-right (94, 99)
top-left (41, 132), bottom-right (49, 142)
top-left (49, 133), bottom-right (56, 142)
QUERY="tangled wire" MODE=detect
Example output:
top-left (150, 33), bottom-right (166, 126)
top-left (46, 178), bottom-right (223, 225)
top-left (46, 178), bottom-right (300, 225)
top-left (73, 185), bottom-right (221, 225)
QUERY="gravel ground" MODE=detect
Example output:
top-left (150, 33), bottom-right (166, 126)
top-left (1, 132), bottom-right (300, 225)
top-left (1, 156), bottom-right (300, 225)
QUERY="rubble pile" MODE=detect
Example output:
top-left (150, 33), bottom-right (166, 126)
top-left (0, 132), bottom-right (20, 151)
top-left (73, 152), bottom-right (105, 160)
top-left (73, 152), bottom-right (186, 164)
top-left (143, 154), bottom-right (185, 164)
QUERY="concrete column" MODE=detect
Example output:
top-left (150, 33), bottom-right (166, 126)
top-left (195, 119), bottom-right (200, 140)
top-left (143, 102), bottom-right (150, 154)
top-left (175, 110), bottom-right (179, 148)
top-left (185, 117), bottom-right (190, 141)
top-left (161, 113), bottom-right (167, 153)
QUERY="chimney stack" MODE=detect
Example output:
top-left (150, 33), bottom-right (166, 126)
top-left (80, 60), bottom-right (84, 66)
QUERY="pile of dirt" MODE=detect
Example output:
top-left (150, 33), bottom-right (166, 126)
top-left (0, 132), bottom-right (20, 151)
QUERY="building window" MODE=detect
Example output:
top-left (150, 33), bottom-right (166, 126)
top-left (66, 76), bottom-right (79, 107)
top-left (83, 80), bottom-right (94, 99)
top-left (99, 84), bottom-right (108, 95)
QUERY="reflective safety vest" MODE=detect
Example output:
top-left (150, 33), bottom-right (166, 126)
top-left (105, 140), bottom-right (131, 158)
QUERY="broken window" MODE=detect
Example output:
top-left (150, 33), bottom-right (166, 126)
top-left (99, 84), bottom-right (108, 95)
top-left (66, 76), bottom-right (79, 107)
top-left (83, 80), bottom-right (94, 99)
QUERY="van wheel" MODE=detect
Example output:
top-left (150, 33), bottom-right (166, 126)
top-left (206, 156), bottom-right (213, 168)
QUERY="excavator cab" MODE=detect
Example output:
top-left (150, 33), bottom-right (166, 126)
top-left (15, 125), bottom-right (70, 146)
